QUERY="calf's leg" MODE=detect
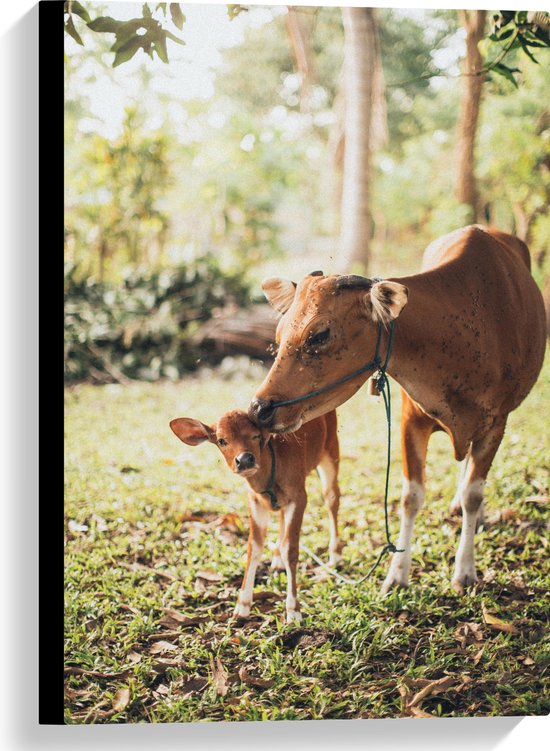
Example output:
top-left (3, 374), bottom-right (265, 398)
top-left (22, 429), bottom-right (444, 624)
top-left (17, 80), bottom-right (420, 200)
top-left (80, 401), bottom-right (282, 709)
top-left (271, 510), bottom-right (286, 571)
top-left (318, 451), bottom-right (343, 567)
top-left (235, 494), bottom-right (269, 617)
top-left (280, 496), bottom-right (306, 623)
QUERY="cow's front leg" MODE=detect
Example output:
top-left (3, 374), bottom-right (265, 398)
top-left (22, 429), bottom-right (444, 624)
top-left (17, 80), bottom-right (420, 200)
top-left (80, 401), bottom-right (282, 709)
top-left (234, 494), bottom-right (269, 618)
top-left (452, 420), bottom-right (506, 594)
top-left (381, 394), bottom-right (434, 593)
top-left (280, 496), bottom-right (306, 623)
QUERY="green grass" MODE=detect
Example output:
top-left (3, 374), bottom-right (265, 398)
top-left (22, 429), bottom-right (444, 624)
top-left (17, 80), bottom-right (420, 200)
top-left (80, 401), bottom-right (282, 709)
top-left (64, 354), bottom-right (550, 723)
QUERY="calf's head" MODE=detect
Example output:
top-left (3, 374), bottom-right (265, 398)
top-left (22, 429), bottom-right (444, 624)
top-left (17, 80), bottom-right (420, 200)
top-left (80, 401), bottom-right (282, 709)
top-left (170, 410), bottom-right (268, 477)
top-left (249, 272), bottom-right (408, 432)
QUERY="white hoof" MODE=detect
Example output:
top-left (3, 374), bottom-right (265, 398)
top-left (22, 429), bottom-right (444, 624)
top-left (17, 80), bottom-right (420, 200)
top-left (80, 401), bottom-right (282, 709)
top-left (380, 571), bottom-right (409, 595)
top-left (286, 609), bottom-right (302, 624)
top-left (270, 555), bottom-right (285, 572)
top-left (234, 601), bottom-right (251, 618)
top-left (329, 551), bottom-right (343, 568)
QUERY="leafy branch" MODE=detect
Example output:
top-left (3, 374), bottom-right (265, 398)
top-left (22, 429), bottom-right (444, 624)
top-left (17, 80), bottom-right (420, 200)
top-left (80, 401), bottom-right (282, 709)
top-left (387, 10), bottom-right (549, 90)
top-left (63, 1), bottom-right (186, 67)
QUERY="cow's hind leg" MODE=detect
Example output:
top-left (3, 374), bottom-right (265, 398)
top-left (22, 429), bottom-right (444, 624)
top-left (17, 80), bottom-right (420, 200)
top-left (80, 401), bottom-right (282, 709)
top-left (452, 419), bottom-right (506, 594)
top-left (450, 447), bottom-right (485, 529)
top-left (381, 392), bottom-right (436, 593)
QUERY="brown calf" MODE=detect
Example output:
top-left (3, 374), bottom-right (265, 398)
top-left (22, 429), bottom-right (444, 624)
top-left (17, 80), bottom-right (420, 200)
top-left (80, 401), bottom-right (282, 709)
top-left (170, 409), bottom-right (341, 622)
top-left (249, 226), bottom-right (546, 593)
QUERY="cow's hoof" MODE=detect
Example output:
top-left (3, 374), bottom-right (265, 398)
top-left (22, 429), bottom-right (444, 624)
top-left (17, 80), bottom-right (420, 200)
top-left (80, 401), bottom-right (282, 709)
top-left (234, 601), bottom-right (251, 618)
top-left (270, 555), bottom-right (286, 572)
top-left (451, 575), bottom-right (478, 595)
top-left (286, 609), bottom-right (302, 624)
top-left (380, 574), bottom-right (409, 595)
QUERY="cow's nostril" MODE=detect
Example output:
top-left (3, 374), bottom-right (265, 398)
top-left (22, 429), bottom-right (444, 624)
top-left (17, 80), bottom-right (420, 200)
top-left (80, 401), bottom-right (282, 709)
top-left (249, 397), bottom-right (277, 428)
top-left (235, 452), bottom-right (256, 471)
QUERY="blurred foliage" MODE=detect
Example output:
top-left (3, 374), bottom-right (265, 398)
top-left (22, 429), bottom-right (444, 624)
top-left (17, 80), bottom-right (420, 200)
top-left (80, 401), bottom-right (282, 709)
top-left (64, 258), bottom-right (250, 382)
top-left (66, 106), bottom-right (172, 281)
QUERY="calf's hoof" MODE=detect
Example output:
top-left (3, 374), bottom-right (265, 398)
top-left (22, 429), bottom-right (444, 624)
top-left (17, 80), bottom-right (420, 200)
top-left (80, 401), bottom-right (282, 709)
top-left (234, 601), bottom-right (251, 618)
top-left (286, 609), bottom-right (302, 624)
top-left (270, 555), bottom-right (286, 572)
top-left (328, 551), bottom-right (343, 568)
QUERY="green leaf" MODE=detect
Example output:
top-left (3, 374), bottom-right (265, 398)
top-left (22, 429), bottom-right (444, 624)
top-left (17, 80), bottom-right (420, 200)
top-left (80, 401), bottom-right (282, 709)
top-left (227, 5), bottom-right (247, 21)
top-left (153, 34), bottom-right (169, 63)
top-left (70, 1), bottom-right (91, 23)
top-left (113, 36), bottom-right (143, 67)
top-left (164, 30), bottom-right (185, 46)
top-left (65, 15), bottom-right (84, 46)
top-left (87, 16), bottom-right (122, 34)
top-left (156, 3), bottom-right (167, 15)
top-left (518, 36), bottom-right (540, 64)
top-left (492, 62), bottom-right (519, 88)
top-left (495, 28), bottom-right (515, 41)
top-left (170, 3), bottom-right (185, 31)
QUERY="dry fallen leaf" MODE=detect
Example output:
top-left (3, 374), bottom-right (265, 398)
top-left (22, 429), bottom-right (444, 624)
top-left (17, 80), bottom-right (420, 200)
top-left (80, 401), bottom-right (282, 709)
top-left (112, 686), bottom-right (130, 713)
top-left (149, 640), bottom-right (179, 655)
top-left (524, 495), bottom-right (549, 504)
top-left (409, 676), bottom-right (458, 707)
top-left (64, 666), bottom-right (132, 680)
top-left (454, 621), bottom-right (484, 648)
top-left (473, 645), bottom-right (485, 665)
top-left (482, 604), bottom-right (519, 634)
top-left (196, 570), bottom-right (224, 582)
top-left (238, 666), bottom-right (275, 690)
top-left (210, 657), bottom-right (229, 697)
top-left (179, 677), bottom-right (209, 698)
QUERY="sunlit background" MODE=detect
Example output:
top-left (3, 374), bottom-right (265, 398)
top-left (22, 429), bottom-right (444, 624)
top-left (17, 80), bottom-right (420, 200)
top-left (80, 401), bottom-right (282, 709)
top-left (64, 3), bottom-right (550, 383)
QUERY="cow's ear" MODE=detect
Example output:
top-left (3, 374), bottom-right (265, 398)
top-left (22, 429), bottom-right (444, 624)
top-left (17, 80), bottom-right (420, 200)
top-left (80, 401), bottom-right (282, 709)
top-left (170, 418), bottom-right (216, 446)
top-left (261, 278), bottom-right (297, 315)
top-left (366, 281), bottom-right (408, 325)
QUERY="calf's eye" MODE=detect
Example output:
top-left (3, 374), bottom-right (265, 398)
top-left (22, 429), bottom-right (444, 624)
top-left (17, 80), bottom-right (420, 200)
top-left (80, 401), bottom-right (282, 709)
top-left (217, 438), bottom-right (228, 447)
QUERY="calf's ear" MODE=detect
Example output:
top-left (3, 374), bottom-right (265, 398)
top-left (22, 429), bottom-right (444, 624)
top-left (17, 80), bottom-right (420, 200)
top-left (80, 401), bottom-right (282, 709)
top-left (170, 417), bottom-right (216, 446)
top-left (366, 281), bottom-right (408, 325)
top-left (261, 277), bottom-right (297, 315)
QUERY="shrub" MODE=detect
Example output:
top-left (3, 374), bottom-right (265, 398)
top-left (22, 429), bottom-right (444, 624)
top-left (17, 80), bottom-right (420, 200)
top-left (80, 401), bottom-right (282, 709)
top-left (64, 257), bottom-right (251, 382)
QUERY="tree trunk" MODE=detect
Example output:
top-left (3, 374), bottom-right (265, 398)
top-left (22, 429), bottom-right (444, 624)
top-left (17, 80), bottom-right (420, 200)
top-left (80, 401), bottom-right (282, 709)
top-left (339, 7), bottom-right (383, 272)
top-left (456, 10), bottom-right (487, 222)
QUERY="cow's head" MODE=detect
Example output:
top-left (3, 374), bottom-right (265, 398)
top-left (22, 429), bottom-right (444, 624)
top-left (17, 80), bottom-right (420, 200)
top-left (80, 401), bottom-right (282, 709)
top-left (248, 272), bottom-right (408, 432)
top-left (170, 410), bottom-right (269, 477)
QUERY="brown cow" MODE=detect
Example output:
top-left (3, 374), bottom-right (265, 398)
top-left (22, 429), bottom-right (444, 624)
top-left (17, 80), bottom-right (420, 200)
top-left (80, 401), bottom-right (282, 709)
top-left (249, 226), bottom-right (546, 593)
top-left (170, 409), bottom-right (341, 622)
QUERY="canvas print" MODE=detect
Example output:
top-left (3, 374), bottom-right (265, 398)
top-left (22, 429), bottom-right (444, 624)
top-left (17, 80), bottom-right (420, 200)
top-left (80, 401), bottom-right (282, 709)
top-left (64, 3), bottom-right (550, 723)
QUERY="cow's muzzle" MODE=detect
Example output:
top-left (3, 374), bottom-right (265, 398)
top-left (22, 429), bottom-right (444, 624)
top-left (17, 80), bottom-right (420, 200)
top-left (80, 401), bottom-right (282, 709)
top-left (248, 397), bottom-right (277, 428)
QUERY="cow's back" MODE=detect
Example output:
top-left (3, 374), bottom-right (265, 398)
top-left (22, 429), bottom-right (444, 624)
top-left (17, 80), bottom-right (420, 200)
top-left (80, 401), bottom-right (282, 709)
top-left (417, 225), bottom-right (545, 413)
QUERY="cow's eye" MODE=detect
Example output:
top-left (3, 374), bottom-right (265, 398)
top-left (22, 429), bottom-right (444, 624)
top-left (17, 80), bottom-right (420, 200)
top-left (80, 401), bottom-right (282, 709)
top-left (306, 328), bottom-right (330, 349)
top-left (252, 434), bottom-right (262, 441)
top-left (217, 437), bottom-right (228, 447)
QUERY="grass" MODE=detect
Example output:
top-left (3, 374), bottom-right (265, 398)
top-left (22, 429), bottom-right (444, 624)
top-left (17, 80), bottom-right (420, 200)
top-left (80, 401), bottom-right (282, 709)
top-left (64, 354), bottom-right (550, 724)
